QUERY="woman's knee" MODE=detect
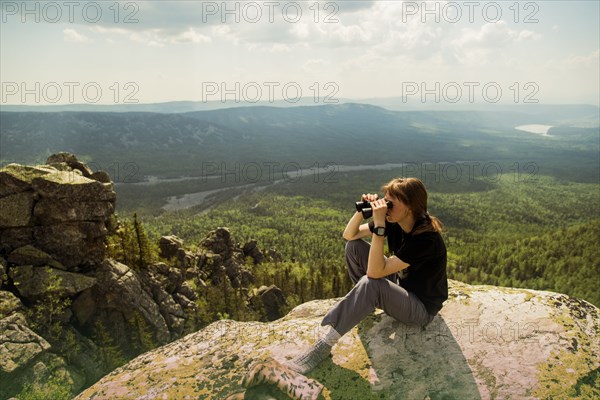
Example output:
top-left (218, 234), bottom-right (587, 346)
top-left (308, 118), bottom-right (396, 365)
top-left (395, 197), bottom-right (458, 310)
top-left (345, 239), bottom-right (367, 255)
top-left (355, 275), bottom-right (385, 299)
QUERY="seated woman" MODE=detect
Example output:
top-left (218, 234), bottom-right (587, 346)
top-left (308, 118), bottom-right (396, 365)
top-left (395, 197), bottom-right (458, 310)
top-left (288, 177), bottom-right (448, 374)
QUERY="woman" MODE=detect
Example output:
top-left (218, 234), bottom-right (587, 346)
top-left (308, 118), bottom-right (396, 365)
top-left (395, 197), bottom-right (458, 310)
top-left (288, 177), bottom-right (448, 374)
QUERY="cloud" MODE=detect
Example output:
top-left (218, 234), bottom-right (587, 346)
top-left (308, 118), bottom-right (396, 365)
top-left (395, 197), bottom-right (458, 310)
top-left (447, 20), bottom-right (542, 66)
top-left (63, 28), bottom-right (91, 43)
top-left (302, 59), bottom-right (331, 72)
top-left (171, 28), bottom-right (211, 44)
top-left (564, 49), bottom-right (600, 67)
top-left (90, 26), bottom-right (210, 47)
top-left (452, 21), bottom-right (541, 49)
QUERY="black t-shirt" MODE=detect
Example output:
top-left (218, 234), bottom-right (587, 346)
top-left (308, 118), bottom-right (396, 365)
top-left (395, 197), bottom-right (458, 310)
top-left (370, 218), bottom-right (448, 315)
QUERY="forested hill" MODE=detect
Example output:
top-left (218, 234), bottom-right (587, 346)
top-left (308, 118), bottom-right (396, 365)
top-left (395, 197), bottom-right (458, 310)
top-left (1, 104), bottom-right (598, 181)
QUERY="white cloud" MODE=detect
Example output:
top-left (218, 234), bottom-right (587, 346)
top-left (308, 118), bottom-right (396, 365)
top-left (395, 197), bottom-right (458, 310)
top-left (452, 21), bottom-right (540, 49)
top-left (90, 26), bottom-right (210, 47)
top-left (268, 43), bottom-right (291, 52)
top-left (564, 49), bottom-right (600, 67)
top-left (171, 28), bottom-right (211, 44)
top-left (516, 30), bottom-right (542, 42)
top-left (63, 28), bottom-right (91, 43)
top-left (302, 59), bottom-right (331, 72)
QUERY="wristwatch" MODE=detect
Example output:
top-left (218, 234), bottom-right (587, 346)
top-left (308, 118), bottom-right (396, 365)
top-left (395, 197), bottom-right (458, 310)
top-left (373, 226), bottom-right (386, 236)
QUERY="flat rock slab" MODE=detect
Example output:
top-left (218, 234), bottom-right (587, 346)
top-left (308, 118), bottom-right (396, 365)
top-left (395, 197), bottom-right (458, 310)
top-left (75, 281), bottom-right (599, 399)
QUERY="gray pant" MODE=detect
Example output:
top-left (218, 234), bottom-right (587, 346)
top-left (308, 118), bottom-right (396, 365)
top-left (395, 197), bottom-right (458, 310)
top-left (321, 239), bottom-right (434, 336)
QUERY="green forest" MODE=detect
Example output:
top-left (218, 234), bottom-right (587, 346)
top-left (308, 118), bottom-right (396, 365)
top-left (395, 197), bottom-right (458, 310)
top-left (122, 170), bottom-right (599, 312)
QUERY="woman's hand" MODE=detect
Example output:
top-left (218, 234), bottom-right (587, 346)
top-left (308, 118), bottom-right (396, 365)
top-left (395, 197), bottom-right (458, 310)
top-left (361, 193), bottom-right (378, 202)
top-left (371, 198), bottom-right (388, 227)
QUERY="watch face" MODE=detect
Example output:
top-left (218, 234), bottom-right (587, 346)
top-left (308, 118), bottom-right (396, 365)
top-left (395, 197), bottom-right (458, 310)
top-left (375, 227), bottom-right (385, 236)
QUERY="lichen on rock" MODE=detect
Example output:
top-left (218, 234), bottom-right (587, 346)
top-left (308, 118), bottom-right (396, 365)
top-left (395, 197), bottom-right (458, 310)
top-left (75, 281), bottom-right (599, 400)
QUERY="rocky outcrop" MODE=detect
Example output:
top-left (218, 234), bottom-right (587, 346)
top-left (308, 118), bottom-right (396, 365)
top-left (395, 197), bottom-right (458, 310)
top-left (0, 154), bottom-right (282, 399)
top-left (75, 280), bottom-right (599, 400)
top-left (0, 154), bottom-right (119, 397)
top-left (0, 155), bottom-right (204, 398)
top-left (159, 235), bottom-right (184, 260)
top-left (0, 153), bottom-right (115, 269)
top-left (71, 258), bottom-right (198, 348)
top-left (0, 294), bottom-right (47, 375)
top-left (243, 240), bottom-right (265, 264)
top-left (9, 265), bottom-right (96, 298)
top-left (196, 227), bottom-right (256, 288)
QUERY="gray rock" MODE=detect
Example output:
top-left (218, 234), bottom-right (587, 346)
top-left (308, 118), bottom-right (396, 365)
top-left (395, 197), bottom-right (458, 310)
top-left (9, 265), bottom-right (96, 299)
top-left (178, 281), bottom-right (197, 301)
top-left (242, 240), bottom-right (264, 264)
top-left (0, 291), bottom-right (23, 318)
top-left (0, 191), bottom-right (34, 227)
top-left (0, 164), bottom-right (55, 197)
top-left (71, 288), bottom-right (96, 326)
top-left (90, 170), bottom-right (111, 183)
top-left (31, 171), bottom-right (115, 201)
top-left (0, 227), bottom-right (34, 254)
top-left (256, 285), bottom-right (287, 321)
top-left (0, 349), bottom-right (82, 400)
top-left (73, 259), bottom-right (170, 349)
top-left (196, 228), bottom-right (257, 290)
top-left (75, 281), bottom-right (600, 400)
top-left (46, 152), bottom-right (94, 177)
top-left (201, 227), bottom-right (233, 257)
top-left (0, 313), bottom-right (51, 374)
top-left (7, 245), bottom-right (66, 269)
top-left (0, 157), bottom-right (114, 269)
top-left (159, 235), bottom-right (184, 259)
top-left (34, 223), bottom-right (107, 269)
top-left (138, 263), bottom-right (191, 339)
top-left (34, 198), bottom-right (114, 223)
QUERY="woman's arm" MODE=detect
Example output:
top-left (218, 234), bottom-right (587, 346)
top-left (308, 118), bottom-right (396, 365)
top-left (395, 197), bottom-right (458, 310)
top-left (342, 193), bottom-right (378, 241)
top-left (367, 198), bottom-right (410, 278)
top-left (342, 212), bottom-right (371, 241)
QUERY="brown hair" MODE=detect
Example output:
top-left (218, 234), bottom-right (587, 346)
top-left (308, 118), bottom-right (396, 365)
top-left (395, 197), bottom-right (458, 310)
top-left (381, 177), bottom-right (443, 234)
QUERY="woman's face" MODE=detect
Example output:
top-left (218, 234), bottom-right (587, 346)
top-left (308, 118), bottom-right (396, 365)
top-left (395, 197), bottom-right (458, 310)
top-left (384, 192), bottom-right (411, 223)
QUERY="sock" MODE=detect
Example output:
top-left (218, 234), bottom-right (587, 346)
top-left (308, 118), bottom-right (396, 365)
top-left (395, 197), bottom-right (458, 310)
top-left (322, 325), bottom-right (342, 347)
top-left (287, 326), bottom-right (341, 375)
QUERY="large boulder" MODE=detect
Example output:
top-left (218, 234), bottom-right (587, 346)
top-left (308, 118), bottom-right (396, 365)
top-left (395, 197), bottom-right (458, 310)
top-left (0, 155), bottom-right (115, 270)
top-left (0, 313), bottom-right (51, 375)
top-left (74, 280), bottom-right (599, 399)
top-left (71, 259), bottom-right (171, 350)
top-left (9, 265), bottom-right (96, 299)
top-left (197, 228), bottom-right (256, 289)
top-left (46, 152), bottom-right (94, 177)
top-left (242, 240), bottom-right (264, 264)
top-left (201, 227), bottom-right (234, 257)
top-left (137, 262), bottom-right (195, 339)
top-left (159, 235), bottom-right (184, 259)
top-left (251, 285), bottom-right (287, 321)
top-left (7, 245), bottom-right (66, 269)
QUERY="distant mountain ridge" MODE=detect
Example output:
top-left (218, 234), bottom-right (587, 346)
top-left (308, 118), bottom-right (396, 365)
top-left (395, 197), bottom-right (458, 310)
top-left (2, 98), bottom-right (598, 118)
top-left (1, 104), bottom-right (598, 181)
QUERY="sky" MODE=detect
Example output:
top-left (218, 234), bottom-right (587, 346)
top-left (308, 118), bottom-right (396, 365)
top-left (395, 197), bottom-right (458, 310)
top-left (0, 0), bottom-right (599, 106)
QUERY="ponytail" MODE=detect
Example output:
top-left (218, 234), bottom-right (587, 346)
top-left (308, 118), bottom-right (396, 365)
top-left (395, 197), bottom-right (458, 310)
top-left (414, 212), bottom-right (443, 235)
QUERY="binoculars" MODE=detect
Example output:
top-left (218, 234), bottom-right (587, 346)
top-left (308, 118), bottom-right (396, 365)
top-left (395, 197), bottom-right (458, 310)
top-left (355, 200), bottom-right (393, 219)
